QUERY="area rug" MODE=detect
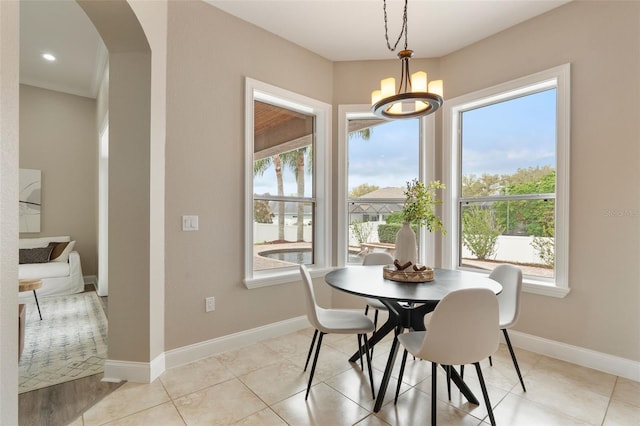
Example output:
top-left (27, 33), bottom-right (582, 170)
top-left (19, 291), bottom-right (108, 394)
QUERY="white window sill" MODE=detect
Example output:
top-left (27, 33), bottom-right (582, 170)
top-left (244, 266), bottom-right (334, 289)
top-left (523, 278), bottom-right (570, 298)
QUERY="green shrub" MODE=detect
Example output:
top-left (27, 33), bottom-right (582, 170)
top-left (462, 205), bottom-right (504, 260)
top-left (385, 212), bottom-right (403, 224)
top-left (378, 223), bottom-right (418, 244)
top-left (351, 221), bottom-right (374, 245)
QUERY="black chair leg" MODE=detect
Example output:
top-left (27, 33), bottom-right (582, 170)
top-left (304, 329), bottom-right (318, 371)
top-left (33, 290), bottom-right (42, 320)
top-left (460, 364), bottom-right (465, 379)
top-left (503, 329), bottom-right (526, 392)
top-left (474, 362), bottom-right (496, 426)
top-left (394, 349), bottom-right (409, 404)
top-left (305, 332), bottom-right (324, 400)
top-left (364, 304), bottom-right (369, 316)
top-left (373, 309), bottom-right (379, 330)
top-left (431, 362), bottom-right (438, 426)
top-left (363, 334), bottom-right (375, 400)
top-left (370, 309), bottom-right (379, 358)
top-left (489, 355), bottom-right (493, 366)
top-left (446, 365), bottom-right (452, 400)
top-left (357, 334), bottom-right (364, 370)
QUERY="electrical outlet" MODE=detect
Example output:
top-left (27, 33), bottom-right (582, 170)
top-left (205, 296), bottom-right (215, 312)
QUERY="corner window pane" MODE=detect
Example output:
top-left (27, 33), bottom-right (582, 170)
top-left (245, 78), bottom-right (331, 288)
top-left (253, 102), bottom-right (315, 272)
top-left (346, 119), bottom-right (419, 263)
top-left (459, 90), bottom-right (557, 280)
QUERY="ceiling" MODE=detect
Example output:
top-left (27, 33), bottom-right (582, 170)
top-left (20, 0), bottom-right (107, 99)
top-left (20, 0), bottom-right (570, 99)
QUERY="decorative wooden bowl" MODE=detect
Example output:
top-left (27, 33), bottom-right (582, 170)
top-left (383, 265), bottom-right (434, 283)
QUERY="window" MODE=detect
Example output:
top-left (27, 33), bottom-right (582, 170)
top-left (443, 64), bottom-right (570, 297)
top-left (337, 105), bottom-right (438, 267)
top-left (244, 78), bottom-right (331, 289)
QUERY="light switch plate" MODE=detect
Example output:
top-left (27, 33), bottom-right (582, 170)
top-left (182, 215), bottom-right (199, 231)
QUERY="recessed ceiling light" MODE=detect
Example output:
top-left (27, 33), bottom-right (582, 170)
top-left (42, 53), bottom-right (56, 62)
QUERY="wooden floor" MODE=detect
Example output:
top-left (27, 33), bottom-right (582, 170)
top-left (18, 373), bottom-right (124, 426)
top-left (18, 285), bottom-right (122, 426)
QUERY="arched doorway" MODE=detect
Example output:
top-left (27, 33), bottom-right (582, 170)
top-left (77, 0), bottom-right (164, 381)
top-left (0, 1), bottom-right (163, 422)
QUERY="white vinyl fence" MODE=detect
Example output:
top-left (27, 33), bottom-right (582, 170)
top-left (256, 221), bottom-right (551, 265)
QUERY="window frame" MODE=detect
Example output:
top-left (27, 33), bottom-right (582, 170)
top-left (442, 64), bottom-right (571, 297)
top-left (337, 104), bottom-right (437, 268)
top-left (244, 78), bottom-right (332, 289)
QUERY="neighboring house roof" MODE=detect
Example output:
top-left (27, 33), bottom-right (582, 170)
top-left (357, 187), bottom-right (404, 199)
top-left (351, 187), bottom-right (404, 215)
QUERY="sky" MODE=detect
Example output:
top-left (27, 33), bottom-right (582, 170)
top-left (462, 88), bottom-right (556, 177)
top-left (253, 88), bottom-right (556, 195)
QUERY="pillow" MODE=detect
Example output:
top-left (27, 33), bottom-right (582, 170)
top-left (47, 242), bottom-right (68, 259)
top-left (50, 240), bottom-right (76, 263)
top-left (19, 236), bottom-right (71, 249)
top-left (19, 246), bottom-right (54, 264)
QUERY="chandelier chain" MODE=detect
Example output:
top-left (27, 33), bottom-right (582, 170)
top-left (383, 0), bottom-right (409, 52)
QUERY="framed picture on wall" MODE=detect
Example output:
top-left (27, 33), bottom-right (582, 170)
top-left (19, 168), bottom-right (41, 233)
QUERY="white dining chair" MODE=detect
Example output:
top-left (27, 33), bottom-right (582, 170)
top-left (362, 252), bottom-right (394, 331)
top-left (394, 288), bottom-right (500, 426)
top-left (489, 264), bottom-right (526, 392)
top-left (299, 265), bottom-right (376, 400)
top-left (461, 264), bottom-right (526, 393)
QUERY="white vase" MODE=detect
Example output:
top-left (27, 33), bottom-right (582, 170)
top-left (395, 222), bottom-right (417, 266)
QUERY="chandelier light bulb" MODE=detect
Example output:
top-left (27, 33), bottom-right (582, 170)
top-left (381, 77), bottom-right (396, 98)
top-left (411, 71), bottom-right (427, 92)
top-left (428, 80), bottom-right (444, 98)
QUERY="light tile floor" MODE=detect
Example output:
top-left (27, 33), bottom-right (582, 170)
top-left (72, 323), bottom-right (639, 426)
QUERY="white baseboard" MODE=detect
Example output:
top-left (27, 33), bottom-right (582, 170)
top-left (83, 275), bottom-right (97, 287)
top-left (103, 316), bottom-right (309, 383)
top-left (103, 359), bottom-right (150, 383)
top-left (102, 316), bottom-right (639, 384)
top-left (507, 330), bottom-right (640, 382)
top-left (164, 315), bottom-right (310, 369)
top-left (103, 352), bottom-right (166, 384)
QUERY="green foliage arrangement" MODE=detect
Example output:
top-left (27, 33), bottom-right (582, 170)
top-left (385, 211), bottom-right (403, 224)
top-left (401, 179), bottom-right (446, 234)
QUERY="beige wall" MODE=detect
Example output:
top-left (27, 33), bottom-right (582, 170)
top-left (440, 0), bottom-right (640, 362)
top-left (0, 0), bottom-right (20, 422)
top-left (19, 84), bottom-right (98, 276)
top-left (163, 1), bottom-right (334, 350)
top-left (333, 1), bottom-right (640, 361)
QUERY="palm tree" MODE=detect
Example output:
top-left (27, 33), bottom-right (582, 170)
top-left (254, 155), bottom-right (285, 241)
top-left (280, 148), bottom-right (309, 242)
top-left (349, 128), bottom-right (372, 141)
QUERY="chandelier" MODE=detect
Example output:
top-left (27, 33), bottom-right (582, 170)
top-left (371, 0), bottom-right (444, 120)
